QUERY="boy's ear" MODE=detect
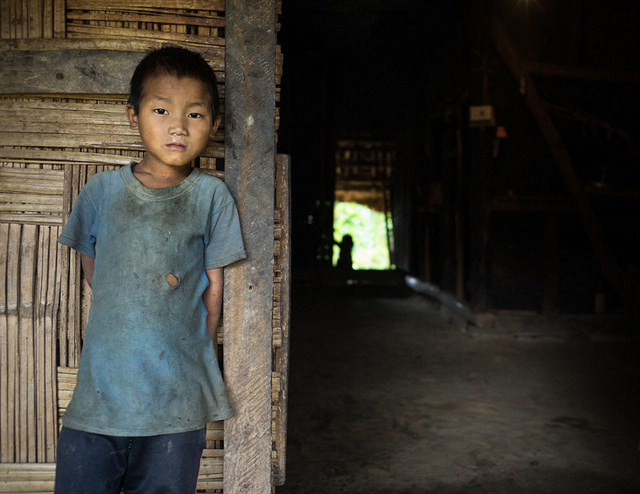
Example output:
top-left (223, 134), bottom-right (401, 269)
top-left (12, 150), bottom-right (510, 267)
top-left (210, 116), bottom-right (222, 138)
top-left (126, 104), bottom-right (139, 130)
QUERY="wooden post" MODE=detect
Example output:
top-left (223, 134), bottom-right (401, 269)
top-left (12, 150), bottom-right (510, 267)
top-left (224, 1), bottom-right (277, 493)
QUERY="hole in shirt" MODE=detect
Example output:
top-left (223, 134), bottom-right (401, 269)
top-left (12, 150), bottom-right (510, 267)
top-left (166, 273), bottom-right (180, 288)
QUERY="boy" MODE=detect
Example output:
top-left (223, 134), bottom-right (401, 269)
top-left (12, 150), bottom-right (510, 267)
top-left (54, 46), bottom-right (246, 493)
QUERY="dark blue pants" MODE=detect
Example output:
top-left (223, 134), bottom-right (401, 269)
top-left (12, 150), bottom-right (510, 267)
top-left (54, 426), bottom-right (206, 494)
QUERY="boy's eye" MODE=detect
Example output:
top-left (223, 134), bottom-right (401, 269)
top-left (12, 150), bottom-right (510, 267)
top-left (154, 108), bottom-right (168, 115)
top-left (188, 112), bottom-right (203, 118)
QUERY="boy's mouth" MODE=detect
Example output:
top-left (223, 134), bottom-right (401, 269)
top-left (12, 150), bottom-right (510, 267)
top-left (166, 143), bottom-right (187, 150)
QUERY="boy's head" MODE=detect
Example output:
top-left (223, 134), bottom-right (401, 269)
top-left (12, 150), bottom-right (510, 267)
top-left (128, 46), bottom-right (220, 121)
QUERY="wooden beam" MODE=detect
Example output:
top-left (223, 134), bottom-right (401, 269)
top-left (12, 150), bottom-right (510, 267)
top-left (491, 195), bottom-right (574, 214)
top-left (0, 39), bottom-right (226, 77)
top-left (525, 61), bottom-right (640, 85)
top-left (223, 1), bottom-right (277, 493)
top-left (0, 49), bottom-right (145, 94)
top-left (490, 14), bottom-right (639, 309)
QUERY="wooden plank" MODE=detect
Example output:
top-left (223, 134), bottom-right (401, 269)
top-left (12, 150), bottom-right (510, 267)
top-left (224, 1), bottom-right (277, 493)
top-left (525, 61), bottom-right (640, 84)
top-left (0, 40), bottom-right (226, 76)
top-left (490, 14), bottom-right (639, 309)
top-left (0, 49), bottom-right (145, 94)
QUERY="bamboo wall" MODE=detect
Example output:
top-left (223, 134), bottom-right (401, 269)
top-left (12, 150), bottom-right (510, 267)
top-left (0, 1), bottom-right (287, 492)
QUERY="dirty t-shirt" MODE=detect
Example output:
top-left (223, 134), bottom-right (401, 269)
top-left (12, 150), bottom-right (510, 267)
top-left (57, 163), bottom-right (246, 436)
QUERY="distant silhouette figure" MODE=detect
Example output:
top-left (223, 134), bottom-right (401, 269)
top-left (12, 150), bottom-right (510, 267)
top-left (336, 234), bottom-right (354, 270)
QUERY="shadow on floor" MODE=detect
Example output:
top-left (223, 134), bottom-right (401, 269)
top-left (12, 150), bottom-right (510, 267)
top-left (277, 271), bottom-right (640, 494)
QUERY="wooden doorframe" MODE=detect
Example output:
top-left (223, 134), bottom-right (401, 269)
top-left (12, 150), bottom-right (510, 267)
top-left (224, 1), bottom-right (280, 492)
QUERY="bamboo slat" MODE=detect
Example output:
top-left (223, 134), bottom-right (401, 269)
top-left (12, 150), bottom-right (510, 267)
top-left (0, 148), bottom-right (140, 166)
top-left (66, 0), bottom-right (225, 10)
top-left (44, 227), bottom-right (60, 461)
top-left (53, 0), bottom-right (64, 38)
top-left (0, 1), bottom-right (9, 39)
top-left (66, 25), bottom-right (225, 48)
top-left (56, 366), bottom-right (76, 430)
top-left (0, 223), bottom-right (9, 462)
top-left (0, 462), bottom-right (56, 492)
top-left (67, 167), bottom-right (83, 368)
top-left (43, 0), bottom-right (53, 39)
top-left (3, 224), bottom-right (20, 463)
top-left (66, 11), bottom-right (225, 29)
top-left (18, 224), bottom-right (37, 463)
top-left (36, 228), bottom-right (47, 460)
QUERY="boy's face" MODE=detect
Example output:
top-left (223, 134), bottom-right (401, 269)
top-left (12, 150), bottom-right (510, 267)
top-left (126, 73), bottom-right (220, 171)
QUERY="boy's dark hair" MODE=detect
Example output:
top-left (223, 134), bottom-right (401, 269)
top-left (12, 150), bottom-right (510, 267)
top-left (128, 46), bottom-right (220, 120)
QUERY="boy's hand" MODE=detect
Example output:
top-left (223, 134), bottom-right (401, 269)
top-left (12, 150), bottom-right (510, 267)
top-left (203, 268), bottom-right (224, 360)
top-left (81, 254), bottom-right (95, 288)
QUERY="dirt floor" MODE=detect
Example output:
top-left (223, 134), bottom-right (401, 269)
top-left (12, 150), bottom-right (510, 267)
top-left (276, 272), bottom-right (640, 494)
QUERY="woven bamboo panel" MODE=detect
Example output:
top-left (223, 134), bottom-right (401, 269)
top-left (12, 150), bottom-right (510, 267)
top-left (0, 220), bottom-right (61, 464)
top-left (66, 0), bottom-right (225, 45)
top-left (0, 0), bottom-right (64, 39)
top-left (0, 166), bottom-right (64, 225)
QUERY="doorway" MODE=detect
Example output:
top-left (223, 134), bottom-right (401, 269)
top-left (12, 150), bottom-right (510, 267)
top-left (333, 137), bottom-right (395, 270)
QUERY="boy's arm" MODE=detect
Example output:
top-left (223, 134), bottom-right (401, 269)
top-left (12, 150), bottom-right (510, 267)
top-left (81, 254), bottom-right (95, 288)
top-left (203, 268), bottom-right (224, 360)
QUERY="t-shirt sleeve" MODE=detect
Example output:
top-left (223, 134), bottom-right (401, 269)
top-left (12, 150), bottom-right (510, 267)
top-left (57, 180), bottom-right (98, 258)
top-left (205, 187), bottom-right (247, 270)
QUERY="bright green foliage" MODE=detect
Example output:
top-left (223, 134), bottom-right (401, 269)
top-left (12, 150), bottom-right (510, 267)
top-left (332, 201), bottom-right (392, 269)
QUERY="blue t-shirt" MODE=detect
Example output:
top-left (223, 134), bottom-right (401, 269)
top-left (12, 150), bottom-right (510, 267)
top-left (57, 163), bottom-right (246, 436)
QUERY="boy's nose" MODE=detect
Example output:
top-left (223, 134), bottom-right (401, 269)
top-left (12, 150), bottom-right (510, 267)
top-left (169, 118), bottom-right (188, 135)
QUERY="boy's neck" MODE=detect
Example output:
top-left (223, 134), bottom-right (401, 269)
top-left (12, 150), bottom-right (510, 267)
top-left (132, 160), bottom-right (193, 188)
